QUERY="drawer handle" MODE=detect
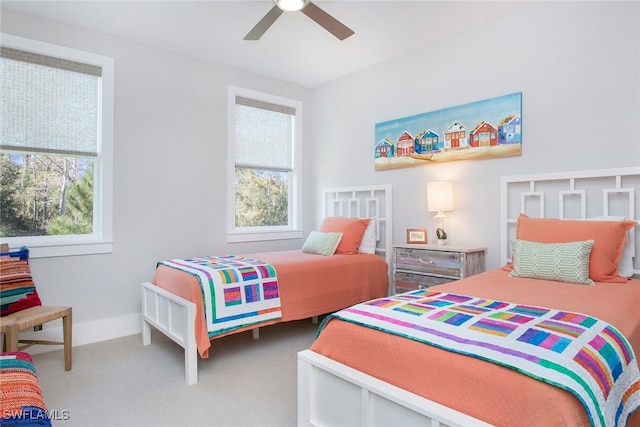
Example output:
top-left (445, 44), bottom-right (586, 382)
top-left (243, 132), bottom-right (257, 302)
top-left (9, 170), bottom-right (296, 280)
top-left (418, 259), bottom-right (435, 264)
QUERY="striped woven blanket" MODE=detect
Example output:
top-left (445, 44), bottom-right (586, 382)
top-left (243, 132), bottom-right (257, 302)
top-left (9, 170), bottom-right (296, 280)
top-left (1, 253), bottom-right (42, 316)
top-left (320, 289), bottom-right (640, 427)
top-left (159, 255), bottom-right (282, 337)
top-left (0, 352), bottom-right (51, 427)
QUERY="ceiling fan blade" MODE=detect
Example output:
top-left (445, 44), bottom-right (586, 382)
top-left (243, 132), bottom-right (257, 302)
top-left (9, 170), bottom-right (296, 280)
top-left (301, 2), bottom-right (354, 41)
top-left (244, 5), bottom-right (285, 40)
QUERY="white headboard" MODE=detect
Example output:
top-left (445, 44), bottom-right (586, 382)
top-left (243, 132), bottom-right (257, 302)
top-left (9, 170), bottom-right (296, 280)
top-left (321, 185), bottom-right (393, 269)
top-left (500, 167), bottom-right (640, 275)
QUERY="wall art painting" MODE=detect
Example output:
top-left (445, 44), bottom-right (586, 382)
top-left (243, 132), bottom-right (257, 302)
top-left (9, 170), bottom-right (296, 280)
top-left (374, 92), bottom-right (522, 171)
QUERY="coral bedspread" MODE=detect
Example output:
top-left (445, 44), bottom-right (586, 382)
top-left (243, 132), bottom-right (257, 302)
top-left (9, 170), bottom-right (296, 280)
top-left (152, 250), bottom-right (389, 358)
top-left (311, 268), bottom-right (640, 427)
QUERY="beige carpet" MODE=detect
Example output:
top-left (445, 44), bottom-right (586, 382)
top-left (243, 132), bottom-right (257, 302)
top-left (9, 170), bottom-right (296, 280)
top-left (32, 318), bottom-right (320, 426)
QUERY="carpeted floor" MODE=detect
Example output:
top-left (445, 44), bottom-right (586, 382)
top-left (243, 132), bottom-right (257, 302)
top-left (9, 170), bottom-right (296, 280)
top-left (32, 318), bottom-right (320, 426)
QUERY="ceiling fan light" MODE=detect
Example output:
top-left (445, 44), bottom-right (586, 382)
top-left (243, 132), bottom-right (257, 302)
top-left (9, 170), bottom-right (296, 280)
top-left (275, 0), bottom-right (308, 12)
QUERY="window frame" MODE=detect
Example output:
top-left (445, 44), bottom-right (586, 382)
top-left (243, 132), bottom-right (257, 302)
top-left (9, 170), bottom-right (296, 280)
top-left (226, 86), bottom-right (303, 243)
top-left (0, 34), bottom-right (114, 258)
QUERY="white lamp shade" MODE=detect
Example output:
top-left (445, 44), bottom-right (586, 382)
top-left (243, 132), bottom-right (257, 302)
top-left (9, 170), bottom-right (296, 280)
top-left (427, 181), bottom-right (454, 212)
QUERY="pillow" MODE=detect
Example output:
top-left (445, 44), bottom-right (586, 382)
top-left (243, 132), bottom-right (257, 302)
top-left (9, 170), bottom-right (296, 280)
top-left (587, 216), bottom-right (633, 278)
top-left (358, 218), bottom-right (377, 254)
top-left (319, 216), bottom-right (371, 255)
top-left (515, 214), bottom-right (637, 283)
top-left (0, 256), bottom-right (42, 316)
top-left (301, 231), bottom-right (343, 256)
top-left (509, 239), bottom-right (595, 285)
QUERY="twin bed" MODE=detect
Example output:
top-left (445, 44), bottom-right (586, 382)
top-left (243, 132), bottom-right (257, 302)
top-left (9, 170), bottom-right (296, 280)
top-left (141, 167), bottom-right (640, 426)
top-left (298, 167), bottom-right (640, 427)
top-left (141, 185), bottom-right (392, 385)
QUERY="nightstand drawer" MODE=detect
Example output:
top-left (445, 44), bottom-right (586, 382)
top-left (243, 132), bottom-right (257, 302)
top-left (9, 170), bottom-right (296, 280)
top-left (395, 247), bottom-right (462, 278)
top-left (392, 244), bottom-right (486, 296)
top-left (395, 271), bottom-right (452, 290)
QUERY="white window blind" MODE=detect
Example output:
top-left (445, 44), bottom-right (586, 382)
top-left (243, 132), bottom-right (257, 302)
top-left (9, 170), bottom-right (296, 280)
top-left (235, 96), bottom-right (295, 172)
top-left (1, 46), bottom-right (101, 157)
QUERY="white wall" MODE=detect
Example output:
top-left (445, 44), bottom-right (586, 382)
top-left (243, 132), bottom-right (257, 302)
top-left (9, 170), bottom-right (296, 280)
top-left (1, 9), bottom-right (313, 346)
top-left (2, 1), bottom-right (639, 347)
top-left (310, 1), bottom-right (640, 270)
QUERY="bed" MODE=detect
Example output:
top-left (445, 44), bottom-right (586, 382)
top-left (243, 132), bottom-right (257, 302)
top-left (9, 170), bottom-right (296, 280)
top-left (141, 185), bottom-right (392, 385)
top-left (298, 167), bottom-right (640, 427)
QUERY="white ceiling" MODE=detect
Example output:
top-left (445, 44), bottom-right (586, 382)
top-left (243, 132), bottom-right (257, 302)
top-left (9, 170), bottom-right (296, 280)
top-left (1, 0), bottom-right (533, 88)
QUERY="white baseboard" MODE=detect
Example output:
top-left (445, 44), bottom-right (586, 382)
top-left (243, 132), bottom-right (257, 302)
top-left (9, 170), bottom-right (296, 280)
top-left (4, 313), bottom-right (142, 355)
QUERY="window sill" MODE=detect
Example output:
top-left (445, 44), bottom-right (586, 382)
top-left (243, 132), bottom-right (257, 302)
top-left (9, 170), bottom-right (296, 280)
top-left (227, 229), bottom-right (303, 243)
top-left (2, 241), bottom-right (113, 258)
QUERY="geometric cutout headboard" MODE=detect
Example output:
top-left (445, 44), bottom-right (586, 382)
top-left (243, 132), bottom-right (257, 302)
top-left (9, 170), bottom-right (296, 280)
top-left (321, 184), bottom-right (393, 269)
top-left (500, 167), bottom-right (640, 274)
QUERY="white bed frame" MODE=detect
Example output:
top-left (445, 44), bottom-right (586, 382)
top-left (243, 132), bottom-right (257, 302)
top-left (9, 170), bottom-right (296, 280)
top-left (297, 166), bottom-right (640, 427)
top-left (141, 185), bottom-right (392, 385)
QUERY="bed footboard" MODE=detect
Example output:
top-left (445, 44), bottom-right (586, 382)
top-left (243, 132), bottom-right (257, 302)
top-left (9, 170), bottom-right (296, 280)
top-left (141, 282), bottom-right (198, 385)
top-left (297, 350), bottom-right (492, 427)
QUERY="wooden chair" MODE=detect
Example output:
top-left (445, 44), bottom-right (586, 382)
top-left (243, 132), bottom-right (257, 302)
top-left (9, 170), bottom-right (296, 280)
top-left (0, 245), bottom-right (72, 371)
top-left (1, 306), bottom-right (72, 371)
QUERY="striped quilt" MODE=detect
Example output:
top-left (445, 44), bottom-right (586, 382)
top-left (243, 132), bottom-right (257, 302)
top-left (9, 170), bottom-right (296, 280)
top-left (1, 249), bottom-right (42, 316)
top-left (0, 352), bottom-right (51, 427)
top-left (320, 289), bottom-right (640, 427)
top-left (159, 255), bottom-right (282, 337)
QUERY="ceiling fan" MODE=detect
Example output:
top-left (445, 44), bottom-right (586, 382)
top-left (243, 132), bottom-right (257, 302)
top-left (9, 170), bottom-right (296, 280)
top-left (244, 0), bottom-right (354, 41)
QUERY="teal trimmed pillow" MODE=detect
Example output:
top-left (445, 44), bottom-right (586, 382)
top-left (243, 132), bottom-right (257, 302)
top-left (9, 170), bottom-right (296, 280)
top-left (509, 239), bottom-right (595, 285)
top-left (301, 231), bottom-right (343, 256)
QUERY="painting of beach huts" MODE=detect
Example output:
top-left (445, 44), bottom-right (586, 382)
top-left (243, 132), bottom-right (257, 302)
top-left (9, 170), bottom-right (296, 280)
top-left (374, 92), bottom-right (522, 170)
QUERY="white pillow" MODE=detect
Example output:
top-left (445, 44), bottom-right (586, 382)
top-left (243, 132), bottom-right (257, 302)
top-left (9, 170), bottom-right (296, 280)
top-left (301, 231), bottom-right (343, 256)
top-left (358, 218), bottom-right (377, 254)
top-left (587, 216), bottom-right (634, 277)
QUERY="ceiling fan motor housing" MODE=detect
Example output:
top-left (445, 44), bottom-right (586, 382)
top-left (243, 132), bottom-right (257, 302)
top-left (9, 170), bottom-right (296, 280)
top-left (275, 0), bottom-right (310, 12)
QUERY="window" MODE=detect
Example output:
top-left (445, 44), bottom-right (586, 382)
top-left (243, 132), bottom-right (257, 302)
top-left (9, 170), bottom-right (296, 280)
top-left (227, 86), bottom-right (302, 242)
top-left (0, 34), bottom-right (114, 257)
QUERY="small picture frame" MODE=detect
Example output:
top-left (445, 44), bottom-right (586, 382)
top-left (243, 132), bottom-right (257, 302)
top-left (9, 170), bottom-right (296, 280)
top-left (406, 228), bottom-right (427, 244)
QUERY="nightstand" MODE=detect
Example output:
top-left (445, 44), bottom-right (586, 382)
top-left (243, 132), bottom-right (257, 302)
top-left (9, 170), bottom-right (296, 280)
top-left (392, 244), bottom-right (486, 294)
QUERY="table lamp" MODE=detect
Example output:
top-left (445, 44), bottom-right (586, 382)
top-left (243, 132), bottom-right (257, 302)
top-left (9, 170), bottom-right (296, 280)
top-left (427, 181), bottom-right (454, 245)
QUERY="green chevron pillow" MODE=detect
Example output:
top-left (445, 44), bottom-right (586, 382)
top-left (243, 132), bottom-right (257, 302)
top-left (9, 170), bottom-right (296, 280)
top-left (509, 239), bottom-right (595, 285)
top-left (302, 231), bottom-right (343, 256)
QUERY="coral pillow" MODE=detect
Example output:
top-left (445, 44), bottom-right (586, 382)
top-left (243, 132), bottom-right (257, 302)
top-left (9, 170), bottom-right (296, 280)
top-left (587, 216), bottom-right (634, 277)
top-left (319, 217), bottom-right (371, 255)
top-left (515, 214), bottom-right (637, 283)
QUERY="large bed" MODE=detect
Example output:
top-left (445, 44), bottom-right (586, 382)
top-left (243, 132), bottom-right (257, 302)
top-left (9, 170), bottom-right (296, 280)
top-left (298, 167), bottom-right (640, 427)
top-left (141, 185), bottom-right (392, 385)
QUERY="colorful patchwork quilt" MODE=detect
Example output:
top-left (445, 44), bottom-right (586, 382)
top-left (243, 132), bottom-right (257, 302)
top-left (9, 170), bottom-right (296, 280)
top-left (159, 255), bottom-right (282, 337)
top-left (319, 289), bottom-right (640, 427)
